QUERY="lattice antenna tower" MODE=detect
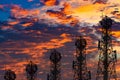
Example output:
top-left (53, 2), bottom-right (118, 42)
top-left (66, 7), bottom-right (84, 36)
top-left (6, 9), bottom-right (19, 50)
top-left (47, 49), bottom-right (62, 80)
top-left (96, 16), bottom-right (117, 80)
top-left (73, 36), bottom-right (91, 80)
top-left (26, 61), bottom-right (38, 80)
top-left (4, 69), bottom-right (16, 80)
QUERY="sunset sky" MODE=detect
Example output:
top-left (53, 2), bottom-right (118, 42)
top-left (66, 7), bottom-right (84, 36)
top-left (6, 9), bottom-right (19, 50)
top-left (0, 0), bottom-right (120, 80)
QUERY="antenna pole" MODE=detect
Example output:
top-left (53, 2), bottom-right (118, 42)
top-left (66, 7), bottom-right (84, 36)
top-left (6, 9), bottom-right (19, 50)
top-left (96, 16), bottom-right (117, 80)
top-left (73, 36), bottom-right (91, 80)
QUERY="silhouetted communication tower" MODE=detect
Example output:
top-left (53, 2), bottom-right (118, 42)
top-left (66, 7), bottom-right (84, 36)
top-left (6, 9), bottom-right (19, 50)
top-left (4, 69), bottom-right (16, 80)
top-left (47, 49), bottom-right (62, 80)
top-left (73, 36), bottom-right (91, 80)
top-left (26, 61), bottom-right (38, 80)
top-left (96, 16), bottom-right (117, 80)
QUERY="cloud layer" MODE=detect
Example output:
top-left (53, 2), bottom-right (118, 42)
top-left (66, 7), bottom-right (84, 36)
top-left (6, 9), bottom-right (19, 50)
top-left (0, 0), bottom-right (120, 80)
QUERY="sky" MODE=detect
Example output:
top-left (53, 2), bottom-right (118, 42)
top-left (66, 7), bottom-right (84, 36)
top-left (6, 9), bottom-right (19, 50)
top-left (0, 0), bottom-right (120, 80)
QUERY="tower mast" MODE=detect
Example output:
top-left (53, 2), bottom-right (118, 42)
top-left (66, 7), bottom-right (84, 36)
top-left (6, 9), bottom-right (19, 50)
top-left (4, 70), bottom-right (16, 80)
top-left (26, 61), bottom-right (38, 80)
top-left (73, 36), bottom-right (91, 80)
top-left (47, 49), bottom-right (61, 80)
top-left (96, 16), bottom-right (117, 80)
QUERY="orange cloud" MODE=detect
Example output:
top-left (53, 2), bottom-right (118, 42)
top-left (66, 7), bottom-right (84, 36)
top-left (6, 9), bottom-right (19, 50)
top-left (4, 61), bottom-right (27, 73)
top-left (41, 0), bottom-right (58, 6)
top-left (7, 0), bottom-right (120, 26)
top-left (71, 3), bottom-right (107, 24)
top-left (11, 5), bottom-right (40, 19)
top-left (3, 33), bottom-right (72, 59)
top-left (112, 31), bottom-right (120, 38)
top-left (45, 0), bottom-right (57, 6)
top-left (46, 11), bottom-right (78, 26)
top-left (35, 33), bottom-right (72, 51)
top-left (8, 21), bottom-right (20, 25)
top-left (46, 3), bottom-right (78, 26)
top-left (72, 3), bottom-right (104, 13)
top-left (21, 22), bottom-right (33, 27)
top-left (61, 2), bottom-right (72, 15)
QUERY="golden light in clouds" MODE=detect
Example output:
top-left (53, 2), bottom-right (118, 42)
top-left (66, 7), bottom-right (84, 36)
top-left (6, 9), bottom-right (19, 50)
top-left (113, 31), bottom-right (120, 38)
top-left (62, 2), bottom-right (72, 15)
top-left (8, 0), bottom-right (120, 26)
top-left (35, 33), bottom-right (72, 52)
top-left (45, 0), bottom-right (120, 25)
top-left (8, 21), bottom-right (20, 25)
top-left (44, 0), bottom-right (57, 6)
top-left (71, 3), bottom-right (106, 25)
top-left (1, 0), bottom-right (120, 80)
top-left (70, 1), bottom-right (120, 25)
top-left (21, 22), bottom-right (33, 27)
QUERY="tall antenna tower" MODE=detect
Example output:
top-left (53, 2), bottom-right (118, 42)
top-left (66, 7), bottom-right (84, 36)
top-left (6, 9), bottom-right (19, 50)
top-left (73, 36), bottom-right (91, 80)
top-left (96, 16), bottom-right (117, 80)
top-left (26, 61), bottom-right (38, 80)
top-left (47, 49), bottom-right (62, 80)
top-left (4, 69), bottom-right (16, 80)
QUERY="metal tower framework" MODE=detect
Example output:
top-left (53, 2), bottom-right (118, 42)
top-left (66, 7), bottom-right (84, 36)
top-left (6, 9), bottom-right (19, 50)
top-left (4, 70), bottom-right (16, 80)
top-left (26, 61), bottom-right (38, 80)
top-left (47, 49), bottom-right (61, 80)
top-left (73, 36), bottom-right (91, 80)
top-left (96, 16), bottom-right (117, 80)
